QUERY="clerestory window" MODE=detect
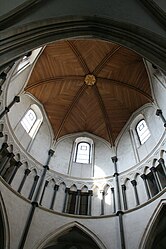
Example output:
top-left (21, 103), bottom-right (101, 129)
top-left (136, 119), bottom-right (151, 145)
top-left (21, 109), bottom-right (37, 133)
top-left (21, 104), bottom-right (43, 138)
top-left (75, 142), bottom-right (91, 164)
top-left (74, 137), bottom-right (93, 164)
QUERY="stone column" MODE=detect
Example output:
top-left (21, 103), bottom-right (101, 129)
top-left (87, 190), bottom-right (92, 216)
top-left (0, 143), bottom-right (8, 155)
top-left (63, 188), bottom-right (70, 213)
top-left (18, 149), bottom-right (54, 249)
top-left (0, 152), bottom-right (14, 175)
top-left (28, 175), bottom-right (39, 200)
top-left (39, 180), bottom-right (49, 205)
top-left (0, 96), bottom-right (20, 120)
top-left (33, 149), bottom-right (54, 203)
top-left (101, 190), bottom-right (105, 215)
top-left (156, 109), bottom-right (166, 127)
top-left (121, 185), bottom-right (128, 210)
top-left (111, 187), bottom-right (116, 213)
top-left (141, 174), bottom-right (151, 199)
top-left (8, 161), bottom-right (22, 185)
top-left (158, 158), bottom-right (166, 177)
top-left (50, 185), bottom-right (59, 210)
top-left (150, 167), bottom-right (162, 192)
top-left (131, 180), bottom-right (140, 206)
top-left (112, 156), bottom-right (126, 249)
top-left (75, 190), bottom-right (81, 214)
top-left (112, 156), bottom-right (121, 211)
top-left (18, 168), bottom-right (31, 193)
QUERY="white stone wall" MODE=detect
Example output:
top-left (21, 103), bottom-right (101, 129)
top-left (1, 178), bottom-right (166, 249)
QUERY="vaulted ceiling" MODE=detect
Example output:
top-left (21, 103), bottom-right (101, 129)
top-left (26, 39), bottom-right (152, 145)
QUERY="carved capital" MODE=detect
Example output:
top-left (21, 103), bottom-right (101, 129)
top-left (131, 180), bottom-right (137, 186)
top-left (156, 109), bottom-right (162, 116)
top-left (158, 158), bottom-right (165, 165)
top-left (14, 96), bottom-right (20, 103)
top-left (141, 174), bottom-right (147, 180)
top-left (25, 169), bottom-right (31, 175)
top-left (150, 166), bottom-right (156, 172)
top-left (122, 184), bottom-right (126, 191)
top-left (111, 156), bottom-right (118, 163)
top-left (48, 149), bottom-right (54, 157)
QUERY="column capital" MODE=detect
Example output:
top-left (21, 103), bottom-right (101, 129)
top-left (31, 201), bottom-right (38, 207)
top-left (16, 161), bottom-right (22, 167)
top-left (158, 158), bottom-right (164, 165)
top-left (111, 156), bottom-right (118, 163)
top-left (113, 172), bottom-right (119, 177)
top-left (54, 184), bottom-right (59, 191)
top-left (14, 96), bottom-right (20, 103)
top-left (4, 107), bottom-right (9, 113)
top-left (0, 72), bottom-right (7, 80)
top-left (77, 190), bottom-right (81, 195)
top-left (131, 180), bottom-right (137, 186)
top-left (34, 175), bottom-right (39, 181)
top-left (116, 210), bottom-right (124, 216)
top-left (88, 190), bottom-right (93, 195)
top-left (111, 187), bottom-right (114, 192)
top-left (141, 174), bottom-right (147, 180)
top-left (43, 165), bottom-right (49, 170)
top-left (150, 166), bottom-right (156, 172)
top-left (25, 169), bottom-right (31, 175)
top-left (45, 180), bottom-right (49, 187)
top-left (1, 143), bottom-right (8, 149)
top-left (48, 149), bottom-right (54, 157)
top-left (65, 187), bottom-right (70, 193)
top-left (7, 152), bottom-right (14, 158)
top-left (156, 109), bottom-right (162, 116)
top-left (122, 184), bottom-right (126, 191)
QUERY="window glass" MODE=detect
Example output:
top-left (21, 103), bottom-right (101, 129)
top-left (17, 55), bottom-right (30, 72)
top-left (75, 142), bottom-right (90, 164)
top-left (21, 109), bottom-right (37, 133)
top-left (79, 194), bottom-right (88, 215)
top-left (136, 120), bottom-right (150, 144)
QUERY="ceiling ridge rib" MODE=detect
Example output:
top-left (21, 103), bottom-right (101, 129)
top-left (94, 85), bottom-right (114, 146)
top-left (66, 40), bottom-right (90, 75)
top-left (25, 76), bottom-right (84, 91)
top-left (93, 46), bottom-right (121, 76)
top-left (55, 84), bottom-right (87, 140)
top-left (98, 77), bottom-right (153, 101)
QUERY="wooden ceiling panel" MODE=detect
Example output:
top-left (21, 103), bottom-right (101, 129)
top-left (26, 39), bottom-right (152, 145)
top-left (72, 40), bottom-right (118, 73)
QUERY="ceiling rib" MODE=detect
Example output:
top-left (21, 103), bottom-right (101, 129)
top-left (25, 76), bottom-right (84, 91)
top-left (97, 77), bottom-right (153, 101)
top-left (93, 46), bottom-right (121, 76)
top-left (93, 84), bottom-right (114, 146)
top-left (66, 40), bottom-right (90, 75)
top-left (55, 84), bottom-right (87, 140)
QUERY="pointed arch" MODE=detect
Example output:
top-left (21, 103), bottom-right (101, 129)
top-left (36, 221), bottom-right (106, 249)
top-left (139, 200), bottom-right (166, 249)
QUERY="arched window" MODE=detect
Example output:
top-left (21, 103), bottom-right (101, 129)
top-left (136, 119), bottom-right (151, 144)
top-left (75, 142), bottom-right (91, 164)
top-left (21, 109), bottom-right (37, 133)
top-left (21, 104), bottom-right (43, 138)
top-left (17, 54), bottom-right (31, 73)
top-left (74, 137), bottom-right (93, 164)
top-left (16, 47), bottom-right (42, 75)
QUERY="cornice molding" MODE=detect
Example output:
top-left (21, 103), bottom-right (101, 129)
top-left (0, 17), bottom-right (166, 72)
top-left (139, 0), bottom-right (166, 31)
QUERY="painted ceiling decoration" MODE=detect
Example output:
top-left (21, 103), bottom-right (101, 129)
top-left (26, 39), bottom-right (152, 145)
